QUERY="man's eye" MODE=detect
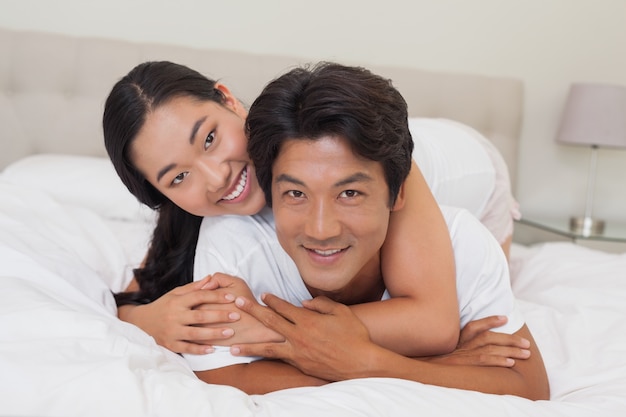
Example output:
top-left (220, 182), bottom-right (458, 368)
top-left (286, 190), bottom-right (305, 198)
top-left (204, 131), bottom-right (215, 150)
top-left (172, 172), bottom-right (188, 185)
top-left (339, 190), bottom-right (360, 198)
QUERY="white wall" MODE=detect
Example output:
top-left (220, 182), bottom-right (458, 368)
top-left (2, 0), bottom-right (625, 224)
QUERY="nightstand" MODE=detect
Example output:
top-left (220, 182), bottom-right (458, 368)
top-left (513, 216), bottom-right (626, 254)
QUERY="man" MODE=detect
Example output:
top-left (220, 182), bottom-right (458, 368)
top-left (188, 62), bottom-right (549, 400)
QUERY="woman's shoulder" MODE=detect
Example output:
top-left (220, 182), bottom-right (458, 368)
top-left (196, 208), bottom-right (277, 253)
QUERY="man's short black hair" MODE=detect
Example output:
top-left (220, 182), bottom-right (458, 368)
top-left (246, 62), bottom-right (413, 207)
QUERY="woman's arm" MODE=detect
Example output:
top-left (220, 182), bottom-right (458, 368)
top-left (350, 161), bottom-right (459, 356)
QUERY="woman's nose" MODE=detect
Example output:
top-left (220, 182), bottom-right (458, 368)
top-left (195, 158), bottom-right (229, 193)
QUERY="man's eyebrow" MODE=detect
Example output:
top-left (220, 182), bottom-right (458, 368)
top-left (274, 173), bottom-right (305, 186)
top-left (274, 172), bottom-right (373, 187)
top-left (334, 172), bottom-right (373, 187)
top-left (189, 116), bottom-right (208, 145)
top-left (156, 163), bottom-right (176, 183)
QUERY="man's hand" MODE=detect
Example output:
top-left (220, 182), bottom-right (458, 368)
top-left (421, 316), bottom-right (532, 367)
top-left (118, 275), bottom-right (238, 355)
top-left (231, 293), bottom-right (376, 381)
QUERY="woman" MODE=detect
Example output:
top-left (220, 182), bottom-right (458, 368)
top-left (103, 61), bottom-right (521, 363)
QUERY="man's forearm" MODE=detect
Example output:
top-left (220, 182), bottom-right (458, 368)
top-left (340, 325), bottom-right (549, 400)
top-left (194, 360), bottom-right (328, 394)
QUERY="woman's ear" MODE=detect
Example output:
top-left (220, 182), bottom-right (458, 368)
top-left (391, 181), bottom-right (406, 212)
top-left (215, 83), bottom-right (247, 117)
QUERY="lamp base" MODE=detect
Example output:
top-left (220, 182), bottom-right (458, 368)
top-left (569, 216), bottom-right (605, 237)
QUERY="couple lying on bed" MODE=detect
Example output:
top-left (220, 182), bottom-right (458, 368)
top-left (103, 61), bottom-right (549, 399)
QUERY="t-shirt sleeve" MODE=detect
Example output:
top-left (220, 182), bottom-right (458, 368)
top-left (185, 217), bottom-right (263, 371)
top-left (186, 214), bottom-right (300, 371)
top-left (444, 206), bottom-right (524, 334)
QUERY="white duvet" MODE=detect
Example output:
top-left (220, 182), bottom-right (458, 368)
top-left (1, 155), bottom-right (625, 417)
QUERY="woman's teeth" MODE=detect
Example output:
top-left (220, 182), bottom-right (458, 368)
top-left (222, 169), bottom-right (247, 201)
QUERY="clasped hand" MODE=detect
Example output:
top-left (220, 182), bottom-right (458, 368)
top-left (121, 273), bottom-right (531, 377)
top-left (229, 293), bottom-right (532, 381)
top-left (118, 273), bottom-right (281, 355)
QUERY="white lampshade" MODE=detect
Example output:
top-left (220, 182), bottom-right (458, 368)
top-left (556, 83), bottom-right (626, 148)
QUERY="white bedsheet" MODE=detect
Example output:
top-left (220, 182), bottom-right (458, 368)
top-left (1, 172), bottom-right (626, 416)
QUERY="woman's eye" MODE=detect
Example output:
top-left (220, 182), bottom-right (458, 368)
top-left (172, 172), bottom-right (189, 185)
top-left (204, 131), bottom-right (215, 150)
top-left (339, 190), bottom-right (360, 198)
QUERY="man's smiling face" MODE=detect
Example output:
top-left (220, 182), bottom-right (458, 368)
top-left (271, 135), bottom-right (398, 302)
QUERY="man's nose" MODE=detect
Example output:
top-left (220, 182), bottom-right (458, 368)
top-left (304, 200), bottom-right (342, 241)
top-left (195, 158), bottom-right (229, 193)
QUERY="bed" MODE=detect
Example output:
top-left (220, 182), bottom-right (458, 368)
top-left (1, 28), bottom-right (625, 417)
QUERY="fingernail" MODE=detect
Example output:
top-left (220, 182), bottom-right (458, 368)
top-left (205, 347), bottom-right (215, 354)
top-left (224, 293), bottom-right (235, 302)
top-left (521, 349), bottom-right (531, 358)
top-left (222, 328), bottom-right (234, 337)
top-left (235, 297), bottom-right (245, 307)
top-left (228, 312), bottom-right (240, 320)
top-left (231, 347), bottom-right (240, 355)
top-left (521, 338), bottom-right (530, 348)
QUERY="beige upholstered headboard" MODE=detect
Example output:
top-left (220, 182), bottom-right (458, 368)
top-left (0, 28), bottom-right (523, 186)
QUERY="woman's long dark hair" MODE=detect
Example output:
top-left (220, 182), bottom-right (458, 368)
top-left (102, 61), bottom-right (226, 306)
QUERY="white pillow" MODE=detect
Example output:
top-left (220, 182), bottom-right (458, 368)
top-left (1, 154), bottom-right (155, 222)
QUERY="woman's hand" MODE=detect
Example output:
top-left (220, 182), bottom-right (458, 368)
top-left (421, 316), bottom-right (532, 367)
top-left (193, 273), bottom-right (284, 346)
top-left (118, 275), bottom-right (239, 355)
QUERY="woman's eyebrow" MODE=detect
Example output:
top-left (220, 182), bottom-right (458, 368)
top-left (157, 163), bottom-right (176, 183)
top-left (189, 116), bottom-right (208, 144)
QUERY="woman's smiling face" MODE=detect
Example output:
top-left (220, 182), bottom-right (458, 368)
top-left (130, 86), bottom-right (267, 217)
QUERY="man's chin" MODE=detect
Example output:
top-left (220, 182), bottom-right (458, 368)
top-left (302, 277), bottom-right (345, 299)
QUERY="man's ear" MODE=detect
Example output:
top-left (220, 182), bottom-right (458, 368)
top-left (391, 181), bottom-right (406, 212)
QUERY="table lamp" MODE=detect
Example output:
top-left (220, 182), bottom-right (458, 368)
top-left (556, 83), bottom-right (626, 236)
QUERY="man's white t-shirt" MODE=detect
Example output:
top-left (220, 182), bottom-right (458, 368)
top-left (186, 205), bottom-right (524, 371)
